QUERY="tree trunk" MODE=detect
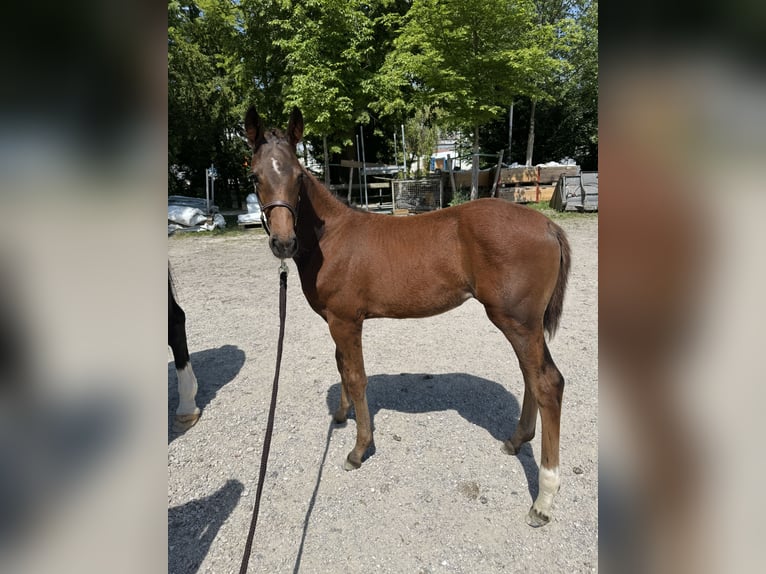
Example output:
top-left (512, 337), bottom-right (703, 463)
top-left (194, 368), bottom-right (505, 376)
top-left (525, 99), bottom-right (536, 167)
top-left (323, 134), bottom-right (330, 187)
top-left (471, 124), bottom-right (480, 200)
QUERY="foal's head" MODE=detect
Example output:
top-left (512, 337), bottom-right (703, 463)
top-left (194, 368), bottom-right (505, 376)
top-left (244, 106), bottom-right (304, 259)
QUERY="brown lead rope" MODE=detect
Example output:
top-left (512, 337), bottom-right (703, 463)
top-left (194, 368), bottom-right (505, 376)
top-left (239, 262), bottom-right (288, 574)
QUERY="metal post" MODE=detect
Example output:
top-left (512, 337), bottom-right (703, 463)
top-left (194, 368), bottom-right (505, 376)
top-left (508, 101), bottom-right (514, 162)
top-left (210, 166), bottom-right (215, 212)
top-left (393, 132), bottom-right (398, 178)
top-left (205, 167), bottom-right (210, 214)
top-left (360, 125), bottom-right (368, 210)
top-left (401, 124), bottom-right (407, 176)
top-left (355, 135), bottom-right (362, 206)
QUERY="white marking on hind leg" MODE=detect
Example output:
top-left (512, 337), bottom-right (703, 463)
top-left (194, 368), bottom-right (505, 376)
top-left (176, 363), bottom-right (200, 416)
top-left (533, 465), bottom-right (560, 517)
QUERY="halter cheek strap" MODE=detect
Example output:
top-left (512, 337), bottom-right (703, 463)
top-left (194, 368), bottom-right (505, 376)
top-left (259, 200), bottom-right (298, 236)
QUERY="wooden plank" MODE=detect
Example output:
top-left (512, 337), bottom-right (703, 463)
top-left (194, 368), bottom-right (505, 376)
top-left (498, 167), bottom-right (537, 184)
top-left (537, 185), bottom-right (555, 202)
top-left (490, 150), bottom-right (504, 198)
top-left (538, 165), bottom-right (580, 184)
top-left (453, 170), bottom-right (492, 188)
top-left (498, 185), bottom-right (555, 203)
top-left (340, 159), bottom-right (387, 169)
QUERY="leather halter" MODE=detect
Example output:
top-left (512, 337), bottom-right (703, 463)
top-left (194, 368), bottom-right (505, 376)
top-left (247, 173), bottom-right (300, 236)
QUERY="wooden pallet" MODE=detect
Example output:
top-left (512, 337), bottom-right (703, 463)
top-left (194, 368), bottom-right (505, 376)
top-left (498, 185), bottom-right (555, 203)
top-left (237, 222), bottom-right (263, 230)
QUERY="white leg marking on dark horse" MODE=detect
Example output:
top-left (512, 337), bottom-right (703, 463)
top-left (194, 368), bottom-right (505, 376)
top-left (526, 465), bottom-right (561, 526)
top-left (176, 363), bottom-right (200, 417)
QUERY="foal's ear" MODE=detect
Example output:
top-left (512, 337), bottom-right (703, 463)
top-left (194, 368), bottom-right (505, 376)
top-left (287, 107), bottom-right (304, 146)
top-left (244, 105), bottom-right (264, 149)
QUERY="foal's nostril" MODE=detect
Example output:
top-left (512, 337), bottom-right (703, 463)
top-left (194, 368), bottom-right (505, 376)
top-left (269, 235), bottom-right (298, 258)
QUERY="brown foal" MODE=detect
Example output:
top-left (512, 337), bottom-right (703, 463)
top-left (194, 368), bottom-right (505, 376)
top-left (245, 106), bottom-right (571, 526)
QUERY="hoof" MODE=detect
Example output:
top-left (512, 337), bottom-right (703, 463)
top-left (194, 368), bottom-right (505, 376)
top-left (526, 505), bottom-right (551, 528)
top-left (173, 413), bottom-right (200, 433)
top-left (502, 440), bottom-right (520, 455)
top-left (333, 411), bottom-right (348, 425)
top-left (343, 444), bottom-right (376, 470)
top-left (344, 455), bottom-right (362, 471)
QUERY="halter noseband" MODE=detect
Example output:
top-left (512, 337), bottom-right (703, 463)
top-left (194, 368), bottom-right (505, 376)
top-left (248, 173), bottom-right (301, 236)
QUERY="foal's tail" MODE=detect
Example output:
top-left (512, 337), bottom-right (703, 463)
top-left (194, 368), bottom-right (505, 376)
top-left (544, 222), bottom-right (571, 339)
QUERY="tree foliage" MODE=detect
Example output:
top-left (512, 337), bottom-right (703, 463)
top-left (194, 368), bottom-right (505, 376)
top-left (481, 0), bottom-right (598, 168)
top-left (373, 0), bottom-right (557, 131)
top-left (404, 106), bottom-right (440, 176)
top-left (167, 0), bottom-right (598, 202)
top-left (168, 0), bottom-right (251, 202)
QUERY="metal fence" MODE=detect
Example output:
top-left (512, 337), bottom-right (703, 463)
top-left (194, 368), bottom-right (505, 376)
top-left (392, 176), bottom-right (443, 211)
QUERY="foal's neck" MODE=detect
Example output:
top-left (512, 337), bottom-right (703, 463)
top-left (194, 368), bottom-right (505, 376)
top-left (301, 171), bottom-right (347, 222)
top-left (294, 171), bottom-right (350, 259)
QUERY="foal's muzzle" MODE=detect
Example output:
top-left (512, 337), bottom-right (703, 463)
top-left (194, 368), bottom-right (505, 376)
top-left (269, 234), bottom-right (298, 259)
top-left (247, 173), bottom-right (300, 256)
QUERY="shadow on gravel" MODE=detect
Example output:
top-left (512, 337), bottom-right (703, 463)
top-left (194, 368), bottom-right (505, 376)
top-left (325, 373), bottom-right (540, 500)
top-left (168, 344), bottom-right (246, 444)
top-left (168, 479), bottom-right (244, 574)
top-left (293, 421), bottom-right (335, 574)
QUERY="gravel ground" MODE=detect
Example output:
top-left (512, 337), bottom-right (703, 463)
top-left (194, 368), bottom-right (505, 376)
top-left (168, 214), bottom-right (598, 574)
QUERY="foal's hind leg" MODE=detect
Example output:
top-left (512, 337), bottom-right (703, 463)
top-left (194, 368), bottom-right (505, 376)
top-left (487, 310), bottom-right (564, 527)
top-left (328, 316), bottom-right (373, 470)
top-left (503, 376), bottom-right (539, 455)
top-left (525, 343), bottom-right (564, 527)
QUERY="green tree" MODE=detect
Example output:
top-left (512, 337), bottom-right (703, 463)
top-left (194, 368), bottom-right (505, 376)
top-left (521, 0), bottom-right (580, 166)
top-left (404, 106), bottom-right (440, 177)
top-left (563, 0), bottom-right (598, 167)
top-left (168, 0), bottom-right (250, 206)
top-left (272, 0), bottom-right (395, 185)
top-left (238, 0), bottom-right (289, 121)
top-left (480, 0), bottom-right (597, 168)
top-left (373, 0), bottom-right (558, 198)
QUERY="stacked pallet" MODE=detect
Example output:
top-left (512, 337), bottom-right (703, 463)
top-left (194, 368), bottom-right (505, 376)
top-left (451, 170), bottom-right (492, 189)
top-left (495, 164), bottom-right (580, 203)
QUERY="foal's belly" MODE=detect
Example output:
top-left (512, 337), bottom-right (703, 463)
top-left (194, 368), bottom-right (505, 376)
top-left (363, 280), bottom-right (474, 320)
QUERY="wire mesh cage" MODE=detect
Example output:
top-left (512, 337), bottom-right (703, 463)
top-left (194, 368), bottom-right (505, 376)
top-left (393, 176), bottom-right (443, 212)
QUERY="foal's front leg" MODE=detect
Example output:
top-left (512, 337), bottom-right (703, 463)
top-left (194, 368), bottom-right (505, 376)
top-left (328, 316), bottom-right (373, 470)
top-left (332, 347), bottom-right (351, 424)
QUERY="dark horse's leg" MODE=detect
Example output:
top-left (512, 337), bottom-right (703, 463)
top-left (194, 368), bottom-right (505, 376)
top-left (328, 315), bottom-right (373, 470)
top-left (169, 276), bottom-right (200, 432)
top-left (486, 308), bottom-right (565, 527)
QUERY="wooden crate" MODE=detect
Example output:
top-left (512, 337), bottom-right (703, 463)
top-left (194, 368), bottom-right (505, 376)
top-left (452, 170), bottom-right (492, 188)
top-left (497, 167), bottom-right (538, 184)
top-left (538, 165), bottom-right (580, 184)
top-left (498, 185), bottom-right (555, 203)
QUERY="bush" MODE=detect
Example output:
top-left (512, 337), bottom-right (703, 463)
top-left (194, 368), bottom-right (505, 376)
top-left (448, 190), bottom-right (470, 207)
